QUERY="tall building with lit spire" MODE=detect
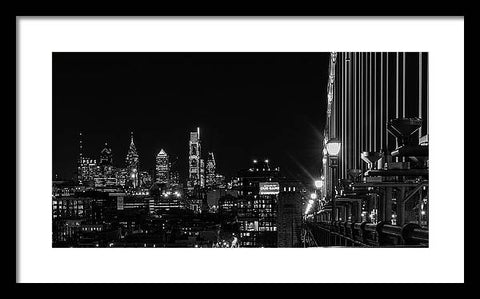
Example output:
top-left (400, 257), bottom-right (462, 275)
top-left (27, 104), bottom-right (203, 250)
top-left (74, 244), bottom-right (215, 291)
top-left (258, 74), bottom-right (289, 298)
top-left (77, 132), bottom-right (84, 183)
top-left (155, 149), bottom-right (170, 185)
top-left (169, 156), bottom-right (180, 189)
top-left (77, 132), bottom-right (98, 185)
top-left (188, 127), bottom-right (203, 189)
top-left (206, 152), bottom-right (216, 188)
top-left (125, 132), bottom-right (140, 188)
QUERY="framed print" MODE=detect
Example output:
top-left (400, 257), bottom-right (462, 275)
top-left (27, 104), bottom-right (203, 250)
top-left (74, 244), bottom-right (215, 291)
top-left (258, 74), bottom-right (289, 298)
top-left (16, 15), bottom-right (465, 284)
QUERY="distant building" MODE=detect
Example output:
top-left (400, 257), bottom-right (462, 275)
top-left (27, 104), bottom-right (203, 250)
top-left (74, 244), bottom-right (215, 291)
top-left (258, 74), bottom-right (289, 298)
top-left (218, 194), bottom-right (238, 215)
top-left (76, 132), bottom-right (99, 185)
top-left (169, 170), bottom-right (180, 189)
top-left (206, 189), bottom-right (239, 209)
top-left (78, 157), bottom-right (99, 186)
top-left (206, 152), bottom-right (216, 188)
top-left (139, 170), bottom-right (153, 187)
top-left (188, 127), bottom-right (202, 189)
top-left (215, 174), bottom-right (226, 188)
top-left (125, 132), bottom-right (140, 188)
top-left (99, 142), bottom-right (113, 168)
top-left (200, 158), bottom-right (205, 188)
top-left (95, 142), bottom-right (117, 187)
top-left (155, 149), bottom-right (170, 185)
top-left (168, 156), bottom-right (180, 189)
top-left (114, 167), bottom-right (128, 187)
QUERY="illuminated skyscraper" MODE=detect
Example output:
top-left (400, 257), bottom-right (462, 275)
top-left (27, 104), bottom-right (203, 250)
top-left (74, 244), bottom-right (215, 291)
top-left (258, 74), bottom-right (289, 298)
top-left (99, 142), bottom-right (113, 176)
top-left (206, 152), bottom-right (216, 188)
top-left (94, 142), bottom-right (117, 187)
top-left (169, 156), bottom-right (180, 189)
top-left (155, 149), bottom-right (170, 185)
top-left (77, 132), bottom-right (99, 185)
top-left (125, 132), bottom-right (140, 188)
top-left (199, 159), bottom-right (205, 188)
top-left (78, 157), bottom-right (98, 185)
top-left (188, 127), bottom-right (202, 189)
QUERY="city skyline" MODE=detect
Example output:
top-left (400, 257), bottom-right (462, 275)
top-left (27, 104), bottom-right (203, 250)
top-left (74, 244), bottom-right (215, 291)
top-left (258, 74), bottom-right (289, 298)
top-left (59, 127), bottom-right (295, 185)
top-left (53, 52), bottom-right (330, 183)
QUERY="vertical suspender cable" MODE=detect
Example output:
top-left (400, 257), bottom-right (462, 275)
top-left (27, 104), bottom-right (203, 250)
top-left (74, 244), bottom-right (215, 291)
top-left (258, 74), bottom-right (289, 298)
top-left (334, 53), bottom-right (338, 139)
top-left (419, 52), bottom-right (422, 137)
top-left (374, 52), bottom-right (377, 152)
top-left (395, 52), bottom-right (399, 156)
top-left (354, 53), bottom-right (357, 169)
top-left (403, 52), bottom-right (406, 118)
top-left (366, 52), bottom-right (369, 152)
top-left (331, 53), bottom-right (335, 140)
top-left (380, 53), bottom-right (383, 151)
top-left (360, 53), bottom-right (363, 161)
top-left (345, 53), bottom-right (349, 177)
top-left (362, 53), bottom-right (365, 170)
top-left (370, 52), bottom-right (373, 151)
top-left (367, 53), bottom-right (370, 151)
top-left (349, 53), bottom-right (352, 173)
top-left (342, 52), bottom-right (346, 179)
top-left (396, 52), bottom-right (399, 118)
top-left (369, 53), bottom-right (372, 151)
top-left (386, 53), bottom-right (389, 151)
top-left (402, 52), bottom-right (406, 162)
top-left (427, 53), bottom-right (429, 136)
top-left (344, 53), bottom-right (348, 177)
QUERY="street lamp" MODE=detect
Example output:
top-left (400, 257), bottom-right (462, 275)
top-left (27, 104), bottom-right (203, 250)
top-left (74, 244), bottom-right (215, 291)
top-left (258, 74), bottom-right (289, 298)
top-left (325, 139), bottom-right (341, 156)
top-left (325, 139), bottom-right (341, 224)
top-left (314, 180), bottom-right (323, 189)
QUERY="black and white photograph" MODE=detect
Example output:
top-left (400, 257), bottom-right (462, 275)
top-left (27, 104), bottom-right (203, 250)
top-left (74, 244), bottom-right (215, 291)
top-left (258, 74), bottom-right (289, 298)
top-left (16, 16), bottom-right (464, 283)
top-left (52, 52), bottom-right (429, 248)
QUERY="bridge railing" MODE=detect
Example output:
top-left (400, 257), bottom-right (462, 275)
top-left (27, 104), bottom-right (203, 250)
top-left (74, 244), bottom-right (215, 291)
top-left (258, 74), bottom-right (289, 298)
top-left (305, 221), bottom-right (428, 247)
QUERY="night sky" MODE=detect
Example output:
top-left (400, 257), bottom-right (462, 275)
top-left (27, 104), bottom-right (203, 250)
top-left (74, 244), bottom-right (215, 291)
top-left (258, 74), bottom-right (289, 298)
top-left (53, 52), bottom-right (329, 184)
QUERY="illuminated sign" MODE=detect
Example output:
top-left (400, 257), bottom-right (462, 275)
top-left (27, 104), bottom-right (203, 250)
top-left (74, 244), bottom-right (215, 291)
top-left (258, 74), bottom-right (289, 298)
top-left (259, 182), bottom-right (280, 195)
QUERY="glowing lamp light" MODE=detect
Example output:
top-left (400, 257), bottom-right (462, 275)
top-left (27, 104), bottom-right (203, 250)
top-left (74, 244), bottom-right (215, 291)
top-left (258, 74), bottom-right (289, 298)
top-left (314, 180), bottom-right (323, 189)
top-left (253, 159), bottom-right (258, 164)
top-left (325, 139), bottom-right (341, 156)
top-left (265, 159), bottom-right (269, 163)
top-left (310, 193), bottom-right (317, 200)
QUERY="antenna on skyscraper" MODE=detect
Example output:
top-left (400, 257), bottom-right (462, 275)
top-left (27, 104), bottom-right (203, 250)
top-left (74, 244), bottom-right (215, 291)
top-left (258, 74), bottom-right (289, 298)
top-left (79, 132), bottom-right (83, 159)
top-left (77, 132), bottom-right (84, 185)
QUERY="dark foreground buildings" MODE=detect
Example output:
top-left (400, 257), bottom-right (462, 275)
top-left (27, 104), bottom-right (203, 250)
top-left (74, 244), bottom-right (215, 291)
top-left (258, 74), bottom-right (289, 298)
top-left (225, 160), bottom-right (306, 247)
top-left (53, 130), bottom-right (307, 248)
